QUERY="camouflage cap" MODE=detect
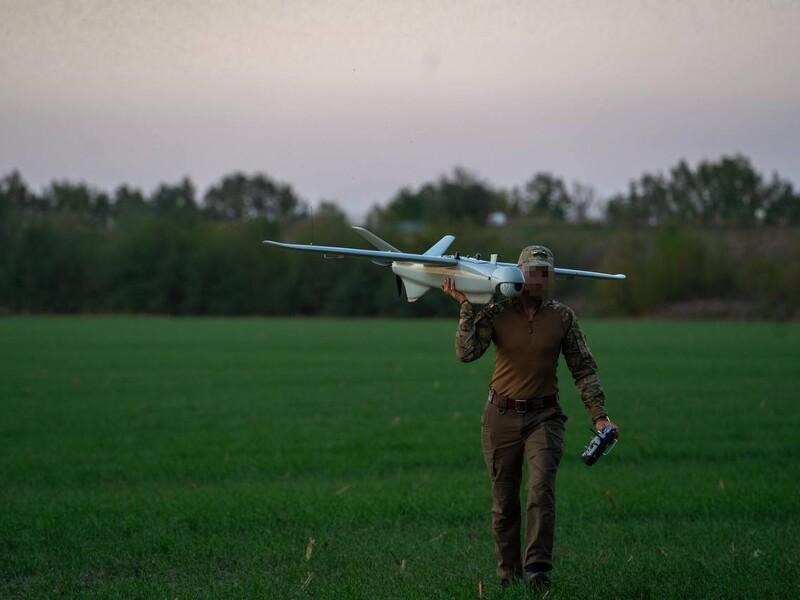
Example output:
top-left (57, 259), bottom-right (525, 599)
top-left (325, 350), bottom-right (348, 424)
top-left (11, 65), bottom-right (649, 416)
top-left (518, 245), bottom-right (554, 268)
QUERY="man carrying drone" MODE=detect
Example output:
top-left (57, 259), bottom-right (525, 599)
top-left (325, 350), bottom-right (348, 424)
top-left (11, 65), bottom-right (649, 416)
top-left (441, 245), bottom-right (620, 592)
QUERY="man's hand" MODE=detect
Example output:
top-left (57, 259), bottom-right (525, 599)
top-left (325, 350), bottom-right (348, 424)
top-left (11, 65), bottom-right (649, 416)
top-left (441, 278), bottom-right (468, 304)
top-left (595, 418), bottom-right (620, 437)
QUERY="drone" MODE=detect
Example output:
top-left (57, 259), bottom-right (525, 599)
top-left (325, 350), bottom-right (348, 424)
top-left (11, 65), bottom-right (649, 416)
top-left (264, 226), bottom-right (625, 304)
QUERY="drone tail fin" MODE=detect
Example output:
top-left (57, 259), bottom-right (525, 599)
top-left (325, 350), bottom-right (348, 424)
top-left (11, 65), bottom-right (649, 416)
top-left (399, 278), bottom-right (430, 302)
top-left (352, 226), bottom-right (401, 266)
top-left (352, 226), bottom-right (402, 253)
top-left (424, 235), bottom-right (455, 257)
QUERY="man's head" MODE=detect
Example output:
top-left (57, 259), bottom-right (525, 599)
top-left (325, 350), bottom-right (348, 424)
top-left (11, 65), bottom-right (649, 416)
top-left (518, 245), bottom-right (554, 299)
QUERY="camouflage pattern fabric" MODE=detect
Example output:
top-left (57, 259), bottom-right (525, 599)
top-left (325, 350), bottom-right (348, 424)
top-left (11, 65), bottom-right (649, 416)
top-left (517, 245), bottom-right (554, 268)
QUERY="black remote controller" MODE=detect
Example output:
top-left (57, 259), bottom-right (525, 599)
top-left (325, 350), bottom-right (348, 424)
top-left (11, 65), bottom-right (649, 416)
top-left (582, 425), bottom-right (618, 466)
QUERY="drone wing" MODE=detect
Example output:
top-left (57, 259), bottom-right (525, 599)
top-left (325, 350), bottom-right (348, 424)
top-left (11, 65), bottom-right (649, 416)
top-left (262, 240), bottom-right (459, 266)
top-left (553, 268), bottom-right (626, 281)
top-left (496, 261), bottom-right (626, 281)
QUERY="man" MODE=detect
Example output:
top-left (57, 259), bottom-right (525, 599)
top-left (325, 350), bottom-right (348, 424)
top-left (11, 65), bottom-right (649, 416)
top-left (441, 245), bottom-right (619, 592)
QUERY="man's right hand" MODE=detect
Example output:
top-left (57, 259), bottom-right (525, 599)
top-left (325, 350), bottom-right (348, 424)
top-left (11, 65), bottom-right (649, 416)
top-left (441, 278), bottom-right (468, 304)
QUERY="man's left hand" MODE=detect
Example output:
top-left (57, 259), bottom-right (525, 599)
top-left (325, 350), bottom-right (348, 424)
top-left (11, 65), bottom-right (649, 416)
top-left (595, 419), bottom-right (620, 437)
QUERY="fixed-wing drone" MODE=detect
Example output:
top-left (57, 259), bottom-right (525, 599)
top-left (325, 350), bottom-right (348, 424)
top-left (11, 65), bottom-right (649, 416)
top-left (264, 226), bottom-right (626, 304)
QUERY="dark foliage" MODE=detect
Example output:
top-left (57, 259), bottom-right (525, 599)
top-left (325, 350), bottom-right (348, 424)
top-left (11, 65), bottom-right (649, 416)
top-left (1, 156), bottom-right (798, 318)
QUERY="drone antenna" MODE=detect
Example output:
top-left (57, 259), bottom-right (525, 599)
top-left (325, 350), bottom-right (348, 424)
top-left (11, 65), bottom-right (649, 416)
top-left (310, 202), bottom-right (314, 245)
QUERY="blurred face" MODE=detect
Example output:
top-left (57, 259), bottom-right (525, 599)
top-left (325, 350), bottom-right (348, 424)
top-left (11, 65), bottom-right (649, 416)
top-left (520, 265), bottom-right (552, 298)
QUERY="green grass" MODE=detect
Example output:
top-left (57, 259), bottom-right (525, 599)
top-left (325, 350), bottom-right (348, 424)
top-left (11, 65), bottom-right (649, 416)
top-left (1, 317), bottom-right (799, 599)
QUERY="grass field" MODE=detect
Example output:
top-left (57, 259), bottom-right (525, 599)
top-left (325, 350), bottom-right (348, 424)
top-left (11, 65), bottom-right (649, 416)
top-left (1, 316), bottom-right (799, 599)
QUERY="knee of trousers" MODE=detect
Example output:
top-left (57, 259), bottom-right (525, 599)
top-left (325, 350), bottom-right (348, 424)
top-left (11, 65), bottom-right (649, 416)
top-left (526, 480), bottom-right (557, 507)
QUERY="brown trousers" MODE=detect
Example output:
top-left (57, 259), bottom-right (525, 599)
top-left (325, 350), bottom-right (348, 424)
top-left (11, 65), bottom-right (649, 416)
top-left (480, 396), bottom-right (566, 579)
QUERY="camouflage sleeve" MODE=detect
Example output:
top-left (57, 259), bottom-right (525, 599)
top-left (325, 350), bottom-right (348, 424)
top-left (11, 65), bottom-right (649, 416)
top-left (455, 301), bottom-right (502, 363)
top-left (559, 305), bottom-right (607, 421)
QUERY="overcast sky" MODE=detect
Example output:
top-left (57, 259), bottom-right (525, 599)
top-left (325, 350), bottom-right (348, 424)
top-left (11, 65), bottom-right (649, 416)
top-left (2, 0), bottom-right (798, 220)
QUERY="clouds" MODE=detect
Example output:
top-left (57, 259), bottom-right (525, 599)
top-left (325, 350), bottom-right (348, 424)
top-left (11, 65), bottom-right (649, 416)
top-left (2, 0), bottom-right (798, 218)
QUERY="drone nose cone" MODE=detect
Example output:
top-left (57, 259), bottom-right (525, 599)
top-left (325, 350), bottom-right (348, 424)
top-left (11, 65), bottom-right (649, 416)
top-left (491, 266), bottom-right (525, 297)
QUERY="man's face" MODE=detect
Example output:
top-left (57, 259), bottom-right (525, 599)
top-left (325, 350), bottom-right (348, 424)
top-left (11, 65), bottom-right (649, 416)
top-left (520, 265), bottom-right (553, 298)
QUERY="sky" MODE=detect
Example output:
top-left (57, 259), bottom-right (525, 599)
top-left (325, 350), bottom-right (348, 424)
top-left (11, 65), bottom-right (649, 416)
top-left (2, 0), bottom-right (799, 220)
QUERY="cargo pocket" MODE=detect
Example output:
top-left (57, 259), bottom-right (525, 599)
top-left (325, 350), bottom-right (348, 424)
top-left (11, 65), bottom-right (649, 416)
top-left (481, 405), bottom-right (497, 480)
top-left (545, 419), bottom-right (566, 463)
top-left (483, 448), bottom-right (498, 481)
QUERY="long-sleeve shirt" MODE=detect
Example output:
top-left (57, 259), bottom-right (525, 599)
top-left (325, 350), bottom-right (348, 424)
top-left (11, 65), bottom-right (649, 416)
top-left (455, 297), bottom-right (607, 422)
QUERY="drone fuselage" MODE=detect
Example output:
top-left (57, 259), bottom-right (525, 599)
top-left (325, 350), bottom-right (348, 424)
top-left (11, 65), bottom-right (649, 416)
top-left (392, 256), bottom-right (523, 303)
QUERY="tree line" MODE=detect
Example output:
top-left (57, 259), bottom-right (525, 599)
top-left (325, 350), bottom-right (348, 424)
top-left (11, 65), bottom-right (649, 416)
top-left (1, 154), bottom-right (798, 318)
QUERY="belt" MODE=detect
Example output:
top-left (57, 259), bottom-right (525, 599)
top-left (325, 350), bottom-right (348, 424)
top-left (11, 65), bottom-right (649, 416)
top-left (488, 389), bottom-right (559, 413)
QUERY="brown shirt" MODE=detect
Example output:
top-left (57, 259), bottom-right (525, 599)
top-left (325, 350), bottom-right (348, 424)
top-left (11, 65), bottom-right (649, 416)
top-left (455, 297), bottom-right (607, 421)
top-left (489, 301), bottom-right (564, 399)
